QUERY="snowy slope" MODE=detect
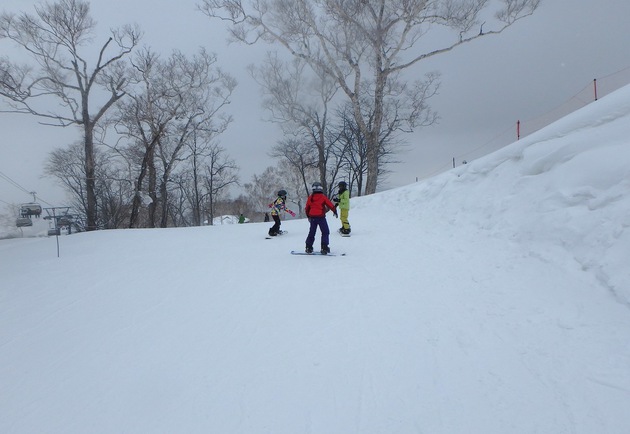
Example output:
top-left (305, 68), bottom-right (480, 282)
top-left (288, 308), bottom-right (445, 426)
top-left (1, 85), bottom-right (630, 433)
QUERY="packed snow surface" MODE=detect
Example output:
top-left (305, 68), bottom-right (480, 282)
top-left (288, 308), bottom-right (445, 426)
top-left (2, 85), bottom-right (630, 433)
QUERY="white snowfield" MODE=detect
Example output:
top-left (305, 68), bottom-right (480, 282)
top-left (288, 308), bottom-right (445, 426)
top-left (1, 85), bottom-right (630, 433)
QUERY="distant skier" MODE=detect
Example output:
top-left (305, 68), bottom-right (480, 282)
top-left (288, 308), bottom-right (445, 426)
top-left (238, 214), bottom-right (245, 224)
top-left (268, 189), bottom-right (295, 236)
top-left (304, 182), bottom-right (338, 254)
top-left (334, 181), bottom-right (351, 235)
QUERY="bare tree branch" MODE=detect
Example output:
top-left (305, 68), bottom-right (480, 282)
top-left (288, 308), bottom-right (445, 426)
top-left (199, 0), bottom-right (541, 193)
top-left (0, 0), bottom-right (141, 230)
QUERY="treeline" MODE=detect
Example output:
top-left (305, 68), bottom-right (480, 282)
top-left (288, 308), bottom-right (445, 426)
top-left (1, 0), bottom-right (541, 229)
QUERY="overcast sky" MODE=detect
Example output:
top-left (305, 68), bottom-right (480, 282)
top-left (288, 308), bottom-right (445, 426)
top-left (1, 0), bottom-right (630, 209)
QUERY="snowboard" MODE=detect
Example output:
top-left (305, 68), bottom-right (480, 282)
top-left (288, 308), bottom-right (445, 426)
top-left (265, 230), bottom-right (288, 239)
top-left (338, 228), bottom-right (351, 237)
top-left (291, 250), bottom-right (346, 257)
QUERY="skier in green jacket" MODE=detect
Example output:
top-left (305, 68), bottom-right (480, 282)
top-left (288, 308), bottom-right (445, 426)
top-left (334, 181), bottom-right (351, 235)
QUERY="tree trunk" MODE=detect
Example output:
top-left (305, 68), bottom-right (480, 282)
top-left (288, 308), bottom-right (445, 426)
top-left (83, 119), bottom-right (98, 231)
top-left (159, 175), bottom-right (169, 228)
top-left (147, 153), bottom-right (158, 228)
top-left (191, 151), bottom-right (202, 226)
top-left (129, 146), bottom-right (154, 228)
top-left (365, 63), bottom-right (387, 195)
top-left (316, 127), bottom-right (327, 192)
top-left (365, 132), bottom-right (379, 195)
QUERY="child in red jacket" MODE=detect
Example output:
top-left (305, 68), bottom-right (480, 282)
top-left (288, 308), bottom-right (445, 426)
top-left (304, 182), bottom-right (338, 254)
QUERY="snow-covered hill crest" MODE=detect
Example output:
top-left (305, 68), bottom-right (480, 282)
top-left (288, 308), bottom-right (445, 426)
top-left (357, 83), bottom-right (630, 305)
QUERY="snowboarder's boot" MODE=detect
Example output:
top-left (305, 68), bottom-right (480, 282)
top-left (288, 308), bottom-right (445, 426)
top-left (305, 246), bottom-right (314, 254)
top-left (320, 245), bottom-right (330, 255)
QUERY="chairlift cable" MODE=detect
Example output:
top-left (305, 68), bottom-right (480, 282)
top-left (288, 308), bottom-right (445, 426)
top-left (0, 170), bottom-right (32, 195)
top-left (0, 170), bottom-right (55, 207)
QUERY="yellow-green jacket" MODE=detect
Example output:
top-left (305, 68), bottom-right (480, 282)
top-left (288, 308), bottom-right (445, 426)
top-left (337, 189), bottom-right (350, 210)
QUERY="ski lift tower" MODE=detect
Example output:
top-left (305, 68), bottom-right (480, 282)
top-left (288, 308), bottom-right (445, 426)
top-left (43, 207), bottom-right (74, 235)
top-left (43, 207), bottom-right (74, 258)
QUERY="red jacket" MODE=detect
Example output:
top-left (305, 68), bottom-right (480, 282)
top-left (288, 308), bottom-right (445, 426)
top-left (305, 192), bottom-right (336, 218)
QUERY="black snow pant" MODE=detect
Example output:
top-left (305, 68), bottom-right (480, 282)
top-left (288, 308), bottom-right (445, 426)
top-left (269, 214), bottom-right (281, 235)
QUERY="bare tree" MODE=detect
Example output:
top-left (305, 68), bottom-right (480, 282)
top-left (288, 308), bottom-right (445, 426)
top-left (269, 135), bottom-right (318, 195)
top-left (331, 72), bottom-right (438, 194)
top-left (44, 142), bottom-right (89, 215)
top-left (276, 159), bottom-right (318, 217)
top-left (175, 130), bottom-right (239, 227)
top-left (184, 130), bottom-right (212, 226)
top-left (114, 48), bottom-right (167, 228)
top-left (165, 178), bottom-right (191, 227)
top-left (169, 173), bottom-right (195, 226)
top-left (200, 0), bottom-right (541, 194)
top-left (113, 48), bottom-right (236, 228)
top-left (250, 53), bottom-right (338, 191)
top-left (0, 0), bottom-right (141, 230)
top-left (244, 166), bottom-right (283, 217)
top-left (155, 50), bottom-right (235, 228)
top-left (44, 141), bottom-right (133, 229)
top-left (203, 145), bottom-right (240, 225)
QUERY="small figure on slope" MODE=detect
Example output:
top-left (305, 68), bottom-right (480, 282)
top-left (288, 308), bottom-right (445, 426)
top-left (304, 182), bottom-right (338, 254)
top-left (268, 189), bottom-right (295, 236)
top-left (334, 181), bottom-right (351, 235)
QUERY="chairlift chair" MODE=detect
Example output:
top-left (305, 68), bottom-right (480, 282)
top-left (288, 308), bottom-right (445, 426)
top-left (15, 217), bottom-right (33, 227)
top-left (57, 215), bottom-right (74, 226)
top-left (20, 202), bottom-right (42, 218)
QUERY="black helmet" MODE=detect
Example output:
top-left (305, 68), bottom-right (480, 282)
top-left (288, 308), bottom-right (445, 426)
top-left (311, 182), bottom-right (323, 192)
top-left (338, 181), bottom-right (347, 188)
top-left (277, 189), bottom-right (287, 197)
